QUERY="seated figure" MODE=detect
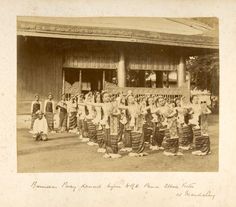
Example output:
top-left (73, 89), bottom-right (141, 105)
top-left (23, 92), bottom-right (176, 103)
top-left (33, 110), bottom-right (48, 141)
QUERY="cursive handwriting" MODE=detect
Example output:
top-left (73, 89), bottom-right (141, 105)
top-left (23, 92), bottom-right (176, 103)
top-left (31, 181), bottom-right (57, 190)
top-left (29, 180), bottom-right (216, 200)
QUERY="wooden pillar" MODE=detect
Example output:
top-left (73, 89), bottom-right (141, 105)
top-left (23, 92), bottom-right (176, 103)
top-left (102, 70), bottom-right (105, 90)
top-left (166, 72), bottom-right (170, 88)
top-left (155, 71), bottom-right (163, 88)
top-left (98, 77), bottom-right (101, 91)
top-left (139, 71), bottom-right (145, 87)
top-left (117, 50), bottom-right (126, 87)
top-left (79, 69), bottom-right (82, 93)
top-left (62, 69), bottom-right (65, 94)
top-left (177, 56), bottom-right (186, 87)
top-left (187, 71), bottom-right (190, 90)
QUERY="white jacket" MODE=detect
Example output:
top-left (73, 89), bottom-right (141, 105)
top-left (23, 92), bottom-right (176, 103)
top-left (33, 117), bottom-right (48, 134)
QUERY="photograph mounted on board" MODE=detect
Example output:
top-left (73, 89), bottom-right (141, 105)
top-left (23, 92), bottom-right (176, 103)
top-left (17, 17), bottom-right (219, 172)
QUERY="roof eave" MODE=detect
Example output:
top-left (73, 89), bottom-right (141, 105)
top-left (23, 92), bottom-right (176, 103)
top-left (17, 20), bottom-right (219, 50)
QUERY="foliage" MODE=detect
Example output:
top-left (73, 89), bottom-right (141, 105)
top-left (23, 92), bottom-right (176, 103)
top-left (186, 53), bottom-right (219, 95)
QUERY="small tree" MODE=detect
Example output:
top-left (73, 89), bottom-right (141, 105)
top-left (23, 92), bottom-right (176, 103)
top-left (186, 53), bottom-right (219, 95)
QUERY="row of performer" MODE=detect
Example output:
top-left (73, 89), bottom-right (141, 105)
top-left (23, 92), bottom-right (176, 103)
top-left (30, 91), bottom-right (211, 157)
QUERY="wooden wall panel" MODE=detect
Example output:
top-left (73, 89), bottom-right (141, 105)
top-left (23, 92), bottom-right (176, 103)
top-left (17, 37), bottom-right (63, 114)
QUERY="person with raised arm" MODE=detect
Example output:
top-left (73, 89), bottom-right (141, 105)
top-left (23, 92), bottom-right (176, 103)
top-left (192, 100), bottom-right (212, 156)
top-left (145, 96), bottom-right (160, 151)
top-left (77, 92), bottom-right (95, 143)
top-left (118, 94), bottom-right (147, 157)
top-left (153, 96), bottom-right (168, 151)
top-left (162, 100), bottom-right (183, 156)
top-left (82, 91), bottom-right (121, 158)
top-left (175, 97), bottom-right (192, 151)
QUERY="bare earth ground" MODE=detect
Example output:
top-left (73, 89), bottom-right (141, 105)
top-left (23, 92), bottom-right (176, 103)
top-left (17, 115), bottom-right (219, 172)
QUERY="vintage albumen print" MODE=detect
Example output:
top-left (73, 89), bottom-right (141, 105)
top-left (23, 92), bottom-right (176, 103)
top-left (17, 17), bottom-right (219, 172)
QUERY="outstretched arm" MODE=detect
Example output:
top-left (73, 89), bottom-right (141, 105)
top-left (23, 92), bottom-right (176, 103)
top-left (83, 102), bottom-right (103, 107)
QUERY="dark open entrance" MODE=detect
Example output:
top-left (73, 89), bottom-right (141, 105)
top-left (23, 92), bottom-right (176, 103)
top-left (64, 68), bottom-right (106, 98)
top-left (82, 69), bottom-right (103, 91)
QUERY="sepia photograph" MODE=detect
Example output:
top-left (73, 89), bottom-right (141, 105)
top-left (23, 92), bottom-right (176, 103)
top-left (17, 16), bottom-right (219, 172)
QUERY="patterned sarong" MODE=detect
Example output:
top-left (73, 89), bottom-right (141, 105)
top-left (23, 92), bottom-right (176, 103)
top-left (101, 129), bottom-right (118, 154)
top-left (109, 134), bottom-right (119, 154)
top-left (45, 112), bottom-right (54, 131)
top-left (96, 128), bottom-right (105, 148)
top-left (163, 137), bottom-right (179, 153)
top-left (143, 122), bottom-right (153, 143)
top-left (123, 129), bottom-right (132, 148)
top-left (195, 135), bottom-right (210, 154)
top-left (87, 119), bottom-right (97, 142)
top-left (192, 127), bottom-right (201, 145)
top-left (77, 119), bottom-right (83, 133)
top-left (69, 112), bottom-right (77, 130)
top-left (130, 131), bottom-right (145, 153)
top-left (157, 126), bottom-right (167, 147)
top-left (110, 114), bottom-right (120, 135)
top-left (178, 125), bottom-right (192, 147)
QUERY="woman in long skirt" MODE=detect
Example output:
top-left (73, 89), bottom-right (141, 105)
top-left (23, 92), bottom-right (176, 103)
top-left (56, 94), bottom-right (67, 132)
top-left (192, 100), bottom-right (211, 156)
top-left (68, 95), bottom-right (77, 133)
top-left (44, 93), bottom-right (55, 133)
top-left (119, 94), bottom-right (147, 157)
top-left (76, 94), bottom-right (86, 137)
top-left (29, 94), bottom-right (42, 133)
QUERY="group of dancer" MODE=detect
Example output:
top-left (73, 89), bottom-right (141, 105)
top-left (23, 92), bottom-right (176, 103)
top-left (30, 90), bottom-right (211, 158)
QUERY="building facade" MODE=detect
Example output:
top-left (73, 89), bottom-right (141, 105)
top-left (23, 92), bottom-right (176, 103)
top-left (17, 17), bottom-right (218, 127)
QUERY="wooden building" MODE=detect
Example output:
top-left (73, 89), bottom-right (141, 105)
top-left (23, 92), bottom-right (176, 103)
top-left (17, 17), bottom-right (218, 127)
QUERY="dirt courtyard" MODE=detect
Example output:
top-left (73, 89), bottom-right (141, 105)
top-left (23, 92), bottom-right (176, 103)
top-left (17, 115), bottom-right (219, 172)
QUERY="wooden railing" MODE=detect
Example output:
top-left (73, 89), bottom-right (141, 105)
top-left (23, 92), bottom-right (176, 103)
top-left (104, 81), bottom-right (190, 102)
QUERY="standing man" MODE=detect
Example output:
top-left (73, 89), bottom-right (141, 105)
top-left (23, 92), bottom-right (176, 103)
top-left (56, 94), bottom-right (68, 132)
top-left (44, 93), bottom-right (55, 133)
top-left (29, 94), bottom-right (42, 133)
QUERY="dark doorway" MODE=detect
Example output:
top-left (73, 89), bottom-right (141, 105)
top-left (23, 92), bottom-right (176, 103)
top-left (82, 69), bottom-right (103, 92)
top-left (64, 68), bottom-right (104, 94)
